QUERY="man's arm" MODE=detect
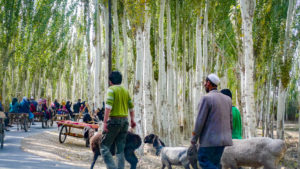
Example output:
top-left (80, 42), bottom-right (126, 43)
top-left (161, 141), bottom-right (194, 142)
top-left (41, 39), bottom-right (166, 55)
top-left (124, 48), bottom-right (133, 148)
top-left (191, 97), bottom-right (210, 144)
top-left (103, 108), bottom-right (111, 132)
top-left (129, 109), bottom-right (136, 128)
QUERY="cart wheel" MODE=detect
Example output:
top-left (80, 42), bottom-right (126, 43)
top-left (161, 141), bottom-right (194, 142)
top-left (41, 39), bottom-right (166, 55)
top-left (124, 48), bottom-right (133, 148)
top-left (59, 125), bottom-right (67, 143)
top-left (42, 118), bottom-right (47, 128)
top-left (23, 118), bottom-right (28, 132)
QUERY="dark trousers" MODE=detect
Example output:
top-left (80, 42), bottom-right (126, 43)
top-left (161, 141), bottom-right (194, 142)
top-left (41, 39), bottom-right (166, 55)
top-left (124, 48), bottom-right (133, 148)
top-left (198, 146), bottom-right (225, 169)
top-left (100, 118), bottom-right (129, 169)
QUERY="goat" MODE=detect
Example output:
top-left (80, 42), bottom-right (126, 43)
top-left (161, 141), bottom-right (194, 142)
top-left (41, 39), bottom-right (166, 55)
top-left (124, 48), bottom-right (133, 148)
top-left (221, 137), bottom-right (286, 169)
top-left (84, 126), bottom-right (142, 169)
top-left (144, 134), bottom-right (198, 169)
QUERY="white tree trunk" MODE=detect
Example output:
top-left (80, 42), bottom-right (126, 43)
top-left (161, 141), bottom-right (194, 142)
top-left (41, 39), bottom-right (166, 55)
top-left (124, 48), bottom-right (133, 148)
top-left (38, 71), bottom-right (43, 99)
top-left (266, 59), bottom-right (274, 137)
top-left (30, 76), bottom-right (35, 97)
top-left (134, 26), bottom-right (144, 140)
top-left (104, 7), bottom-right (109, 92)
top-left (166, 0), bottom-right (174, 146)
top-left (194, 13), bottom-right (203, 123)
top-left (72, 55), bottom-right (77, 102)
top-left (94, 0), bottom-right (102, 109)
top-left (113, 0), bottom-right (120, 70)
top-left (143, 8), bottom-right (155, 136)
top-left (158, 0), bottom-right (167, 139)
top-left (276, 0), bottom-right (296, 139)
top-left (86, 60), bottom-right (93, 106)
top-left (25, 70), bottom-right (30, 97)
top-left (84, 0), bottom-right (93, 106)
top-left (182, 29), bottom-right (187, 139)
top-left (203, 0), bottom-right (209, 75)
top-left (122, 11), bottom-right (128, 89)
top-left (2, 72), bottom-right (6, 111)
top-left (277, 82), bottom-right (286, 139)
top-left (240, 0), bottom-right (256, 138)
top-left (173, 0), bottom-right (180, 145)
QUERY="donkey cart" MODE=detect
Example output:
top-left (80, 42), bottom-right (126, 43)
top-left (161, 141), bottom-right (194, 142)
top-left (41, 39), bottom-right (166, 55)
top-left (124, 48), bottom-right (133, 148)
top-left (8, 113), bottom-right (30, 132)
top-left (57, 120), bottom-right (98, 147)
top-left (33, 111), bottom-right (54, 128)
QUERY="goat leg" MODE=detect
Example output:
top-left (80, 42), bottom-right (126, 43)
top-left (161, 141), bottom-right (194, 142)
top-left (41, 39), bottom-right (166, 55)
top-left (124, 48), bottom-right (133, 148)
top-left (183, 164), bottom-right (191, 169)
top-left (90, 151), bottom-right (100, 169)
top-left (191, 162), bottom-right (198, 169)
top-left (125, 149), bottom-right (138, 169)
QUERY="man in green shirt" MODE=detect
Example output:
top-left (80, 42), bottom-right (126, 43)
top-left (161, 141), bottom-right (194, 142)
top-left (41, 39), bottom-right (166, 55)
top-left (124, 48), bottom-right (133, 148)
top-left (101, 71), bottom-right (136, 169)
top-left (221, 89), bottom-right (243, 139)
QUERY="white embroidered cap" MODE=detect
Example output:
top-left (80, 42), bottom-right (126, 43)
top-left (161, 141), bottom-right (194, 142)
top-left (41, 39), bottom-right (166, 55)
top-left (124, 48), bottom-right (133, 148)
top-left (207, 74), bottom-right (220, 86)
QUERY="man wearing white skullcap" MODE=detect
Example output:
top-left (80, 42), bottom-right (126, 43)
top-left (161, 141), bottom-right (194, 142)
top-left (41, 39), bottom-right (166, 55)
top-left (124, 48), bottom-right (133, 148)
top-left (191, 73), bottom-right (233, 169)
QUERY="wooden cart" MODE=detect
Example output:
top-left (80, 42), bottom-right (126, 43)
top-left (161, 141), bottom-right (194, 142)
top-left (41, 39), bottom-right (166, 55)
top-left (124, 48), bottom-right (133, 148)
top-left (33, 111), bottom-right (54, 128)
top-left (57, 120), bottom-right (98, 147)
top-left (8, 113), bottom-right (30, 132)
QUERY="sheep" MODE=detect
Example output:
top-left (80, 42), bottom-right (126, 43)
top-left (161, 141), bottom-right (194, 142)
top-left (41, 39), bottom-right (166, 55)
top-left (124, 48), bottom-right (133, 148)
top-left (221, 137), bottom-right (286, 169)
top-left (84, 126), bottom-right (142, 169)
top-left (144, 134), bottom-right (198, 169)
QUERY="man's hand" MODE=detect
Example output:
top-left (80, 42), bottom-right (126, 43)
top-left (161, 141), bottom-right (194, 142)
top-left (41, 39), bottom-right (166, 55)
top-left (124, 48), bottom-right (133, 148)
top-left (191, 140), bottom-right (196, 145)
top-left (131, 120), bottom-right (136, 128)
top-left (103, 122), bottom-right (108, 132)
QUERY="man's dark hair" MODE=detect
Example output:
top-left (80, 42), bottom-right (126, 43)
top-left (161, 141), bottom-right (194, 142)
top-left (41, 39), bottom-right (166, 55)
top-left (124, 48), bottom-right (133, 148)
top-left (220, 89), bottom-right (232, 99)
top-left (206, 77), bottom-right (218, 87)
top-left (109, 71), bottom-right (122, 85)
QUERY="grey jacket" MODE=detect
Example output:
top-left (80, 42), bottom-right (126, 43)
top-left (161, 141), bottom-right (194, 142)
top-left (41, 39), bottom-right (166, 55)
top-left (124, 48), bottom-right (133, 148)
top-left (192, 90), bottom-right (233, 147)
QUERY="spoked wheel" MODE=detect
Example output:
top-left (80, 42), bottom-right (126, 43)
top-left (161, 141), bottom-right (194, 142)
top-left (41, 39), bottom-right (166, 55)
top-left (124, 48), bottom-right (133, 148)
top-left (59, 125), bottom-right (68, 143)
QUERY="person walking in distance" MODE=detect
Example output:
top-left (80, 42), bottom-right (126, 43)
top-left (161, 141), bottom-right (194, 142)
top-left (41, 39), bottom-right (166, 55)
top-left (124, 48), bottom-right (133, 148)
top-left (191, 74), bottom-right (232, 169)
top-left (100, 71), bottom-right (136, 169)
top-left (221, 89), bottom-right (242, 139)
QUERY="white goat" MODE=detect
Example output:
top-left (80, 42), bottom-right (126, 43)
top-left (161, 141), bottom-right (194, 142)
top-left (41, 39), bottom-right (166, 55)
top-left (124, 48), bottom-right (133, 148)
top-left (221, 137), bottom-right (286, 169)
top-left (144, 134), bottom-right (198, 169)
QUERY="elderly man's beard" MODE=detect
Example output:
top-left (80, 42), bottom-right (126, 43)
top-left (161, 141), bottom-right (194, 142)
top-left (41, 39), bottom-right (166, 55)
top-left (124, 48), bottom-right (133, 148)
top-left (205, 86), bottom-right (209, 93)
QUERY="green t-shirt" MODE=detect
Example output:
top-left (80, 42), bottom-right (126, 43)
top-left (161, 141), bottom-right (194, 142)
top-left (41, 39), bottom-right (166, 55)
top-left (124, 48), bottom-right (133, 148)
top-left (105, 85), bottom-right (134, 117)
top-left (232, 106), bottom-right (242, 139)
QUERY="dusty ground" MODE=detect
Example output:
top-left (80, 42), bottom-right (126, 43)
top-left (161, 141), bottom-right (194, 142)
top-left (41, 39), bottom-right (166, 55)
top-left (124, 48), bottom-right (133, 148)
top-left (21, 124), bottom-right (299, 169)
